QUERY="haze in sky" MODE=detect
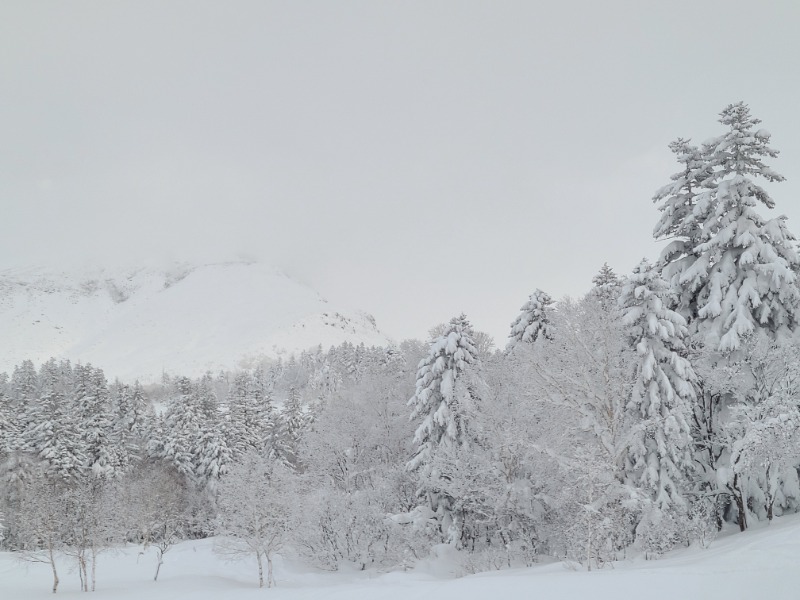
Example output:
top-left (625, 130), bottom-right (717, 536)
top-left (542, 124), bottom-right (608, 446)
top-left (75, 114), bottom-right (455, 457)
top-left (2, 1), bottom-right (799, 343)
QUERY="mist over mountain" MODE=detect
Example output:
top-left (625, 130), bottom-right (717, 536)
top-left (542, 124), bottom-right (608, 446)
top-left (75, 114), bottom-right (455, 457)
top-left (0, 260), bottom-right (389, 382)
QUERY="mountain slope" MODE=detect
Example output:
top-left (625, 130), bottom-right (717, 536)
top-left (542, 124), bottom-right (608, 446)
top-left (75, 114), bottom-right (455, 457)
top-left (0, 261), bottom-right (389, 381)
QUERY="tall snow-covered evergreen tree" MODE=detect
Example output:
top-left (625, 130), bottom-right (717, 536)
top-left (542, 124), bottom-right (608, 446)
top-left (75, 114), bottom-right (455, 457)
top-left (655, 102), bottom-right (800, 351)
top-left (408, 314), bottom-right (483, 472)
top-left (0, 374), bottom-right (17, 458)
top-left (225, 373), bottom-right (251, 459)
top-left (149, 377), bottom-right (202, 481)
top-left (225, 371), bottom-right (274, 461)
top-left (652, 103), bottom-right (800, 531)
top-left (653, 138), bottom-right (713, 309)
top-left (74, 365), bottom-right (122, 477)
top-left (620, 260), bottom-right (696, 510)
top-left (407, 314), bottom-right (485, 543)
top-left (196, 373), bottom-right (219, 421)
top-left (27, 360), bottom-right (86, 481)
top-left (274, 385), bottom-right (308, 468)
top-left (195, 419), bottom-right (231, 484)
top-left (110, 379), bottom-right (150, 461)
top-left (12, 360), bottom-right (39, 454)
top-left (508, 289), bottom-right (554, 347)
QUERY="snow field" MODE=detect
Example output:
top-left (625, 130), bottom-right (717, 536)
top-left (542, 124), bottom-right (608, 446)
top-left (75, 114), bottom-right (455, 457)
top-left (3, 513), bottom-right (800, 600)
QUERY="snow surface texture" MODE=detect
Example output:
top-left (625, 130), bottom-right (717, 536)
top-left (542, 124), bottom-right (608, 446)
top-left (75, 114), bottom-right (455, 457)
top-left (0, 261), bottom-right (389, 382)
top-left (2, 513), bottom-right (800, 599)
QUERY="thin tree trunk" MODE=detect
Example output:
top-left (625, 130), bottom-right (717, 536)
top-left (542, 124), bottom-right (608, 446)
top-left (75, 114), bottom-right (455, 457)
top-left (586, 487), bottom-right (594, 572)
top-left (48, 540), bottom-right (59, 594)
top-left (79, 553), bottom-right (88, 592)
top-left (766, 465), bottom-right (775, 522)
top-left (91, 543), bottom-right (97, 592)
top-left (732, 473), bottom-right (747, 532)
top-left (154, 550), bottom-right (163, 582)
top-left (78, 555), bottom-right (85, 592)
top-left (256, 551), bottom-right (264, 588)
top-left (267, 554), bottom-right (274, 588)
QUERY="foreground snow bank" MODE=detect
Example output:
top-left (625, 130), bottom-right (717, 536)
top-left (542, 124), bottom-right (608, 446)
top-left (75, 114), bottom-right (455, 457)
top-left (3, 513), bottom-right (800, 599)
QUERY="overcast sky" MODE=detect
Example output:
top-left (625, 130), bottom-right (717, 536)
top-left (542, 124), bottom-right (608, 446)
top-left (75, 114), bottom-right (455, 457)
top-left (2, 1), bottom-right (800, 344)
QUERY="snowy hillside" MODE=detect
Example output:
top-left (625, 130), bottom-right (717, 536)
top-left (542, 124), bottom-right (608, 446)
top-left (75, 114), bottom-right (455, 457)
top-left (0, 261), bottom-right (389, 381)
top-left (3, 514), bottom-right (800, 599)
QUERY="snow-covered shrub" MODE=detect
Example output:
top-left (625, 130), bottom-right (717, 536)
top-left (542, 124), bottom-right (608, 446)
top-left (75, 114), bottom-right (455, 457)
top-left (457, 545), bottom-right (513, 575)
top-left (293, 486), bottom-right (418, 571)
top-left (636, 505), bottom-right (687, 558)
top-left (686, 498), bottom-right (718, 549)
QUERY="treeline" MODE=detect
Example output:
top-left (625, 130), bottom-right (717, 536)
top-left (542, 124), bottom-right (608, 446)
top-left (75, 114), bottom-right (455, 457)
top-left (0, 343), bottom-right (418, 589)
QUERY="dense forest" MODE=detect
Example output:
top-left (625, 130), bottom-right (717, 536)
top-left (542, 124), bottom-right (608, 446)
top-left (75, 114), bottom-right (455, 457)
top-left (2, 102), bottom-right (800, 591)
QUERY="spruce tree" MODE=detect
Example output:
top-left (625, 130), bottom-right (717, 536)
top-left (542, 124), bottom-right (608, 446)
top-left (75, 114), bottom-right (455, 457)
top-left (620, 260), bottom-right (696, 510)
top-left (195, 420), bottom-right (231, 484)
top-left (12, 360), bottom-right (39, 454)
top-left (653, 138), bottom-right (714, 314)
top-left (508, 289), bottom-right (554, 347)
top-left (652, 103), bottom-right (800, 530)
top-left (28, 360), bottom-right (86, 481)
top-left (75, 365), bottom-right (122, 477)
top-left (655, 102), bottom-right (800, 351)
top-left (152, 377), bottom-right (202, 481)
top-left (407, 314), bottom-right (484, 541)
top-left (276, 386), bottom-right (306, 468)
top-left (408, 314), bottom-right (482, 471)
top-left (0, 374), bottom-right (16, 457)
top-left (225, 372), bottom-right (271, 460)
top-left (592, 263), bottom-right (623, 312)
top-left (110, 380), bottom-right (150, 461)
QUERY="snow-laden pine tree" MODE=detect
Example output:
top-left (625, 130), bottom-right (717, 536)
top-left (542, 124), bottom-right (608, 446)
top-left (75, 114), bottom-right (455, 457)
top-left (196, 377), bottom-right (230, 485)
top-left (656, 103), bottom-right (800, 351)
top-left (225, 372), bottom-right (273, 460)
top-left (592, 263), bottom-right (622, 313)
top-left (148, 377), bottom-right (202, 481)
top-left (409, 314), bottom-right (483, 471)
top-left (224, 373), bottom-right (250, 459)
top-left (196, 372), bottom-right (218, 420)
top-left (195, 420), bottom-right (231, 484)
top-left (653, 103), bottom-right (800, 530)
top-left (74, 365), bottom-right (122, 477)
top-left (407, 314), bottom-right (484, 543)
top-left (508, 289), bottom-right (554, 347)
top-left (110, 380), bottom-right (150, 461)
top-left (275, 385), bottom-right (308, 468)
top-left (13, 360), bottom-right (39, 457)
top-left (620, 260), bottom-right (696, 515)
top-left (653, 138), bottom-right (713, 316)
top-left (0, 374), bottom-right (17, 458)
top-left (26, 360), bottom-right (86, 481)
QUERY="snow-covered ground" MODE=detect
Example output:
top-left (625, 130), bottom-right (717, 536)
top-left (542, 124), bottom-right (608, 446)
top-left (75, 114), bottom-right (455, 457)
top-left (3, 513), bottom-right (799, 599)
top-left (0, 261), bottom-right (390, 382)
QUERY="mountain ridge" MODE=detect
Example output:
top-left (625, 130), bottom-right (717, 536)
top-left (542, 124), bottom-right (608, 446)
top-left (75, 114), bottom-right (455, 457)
top-left (0, 261), bottom-right (390, 382)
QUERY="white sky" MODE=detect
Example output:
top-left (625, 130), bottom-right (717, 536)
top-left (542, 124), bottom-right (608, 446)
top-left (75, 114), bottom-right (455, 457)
top-left (2, 1), bottom-right (800, 344)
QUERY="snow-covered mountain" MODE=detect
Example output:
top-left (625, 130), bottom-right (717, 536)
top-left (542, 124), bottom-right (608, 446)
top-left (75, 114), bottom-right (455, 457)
top-left (0, 261), bottom-right (389, 382)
